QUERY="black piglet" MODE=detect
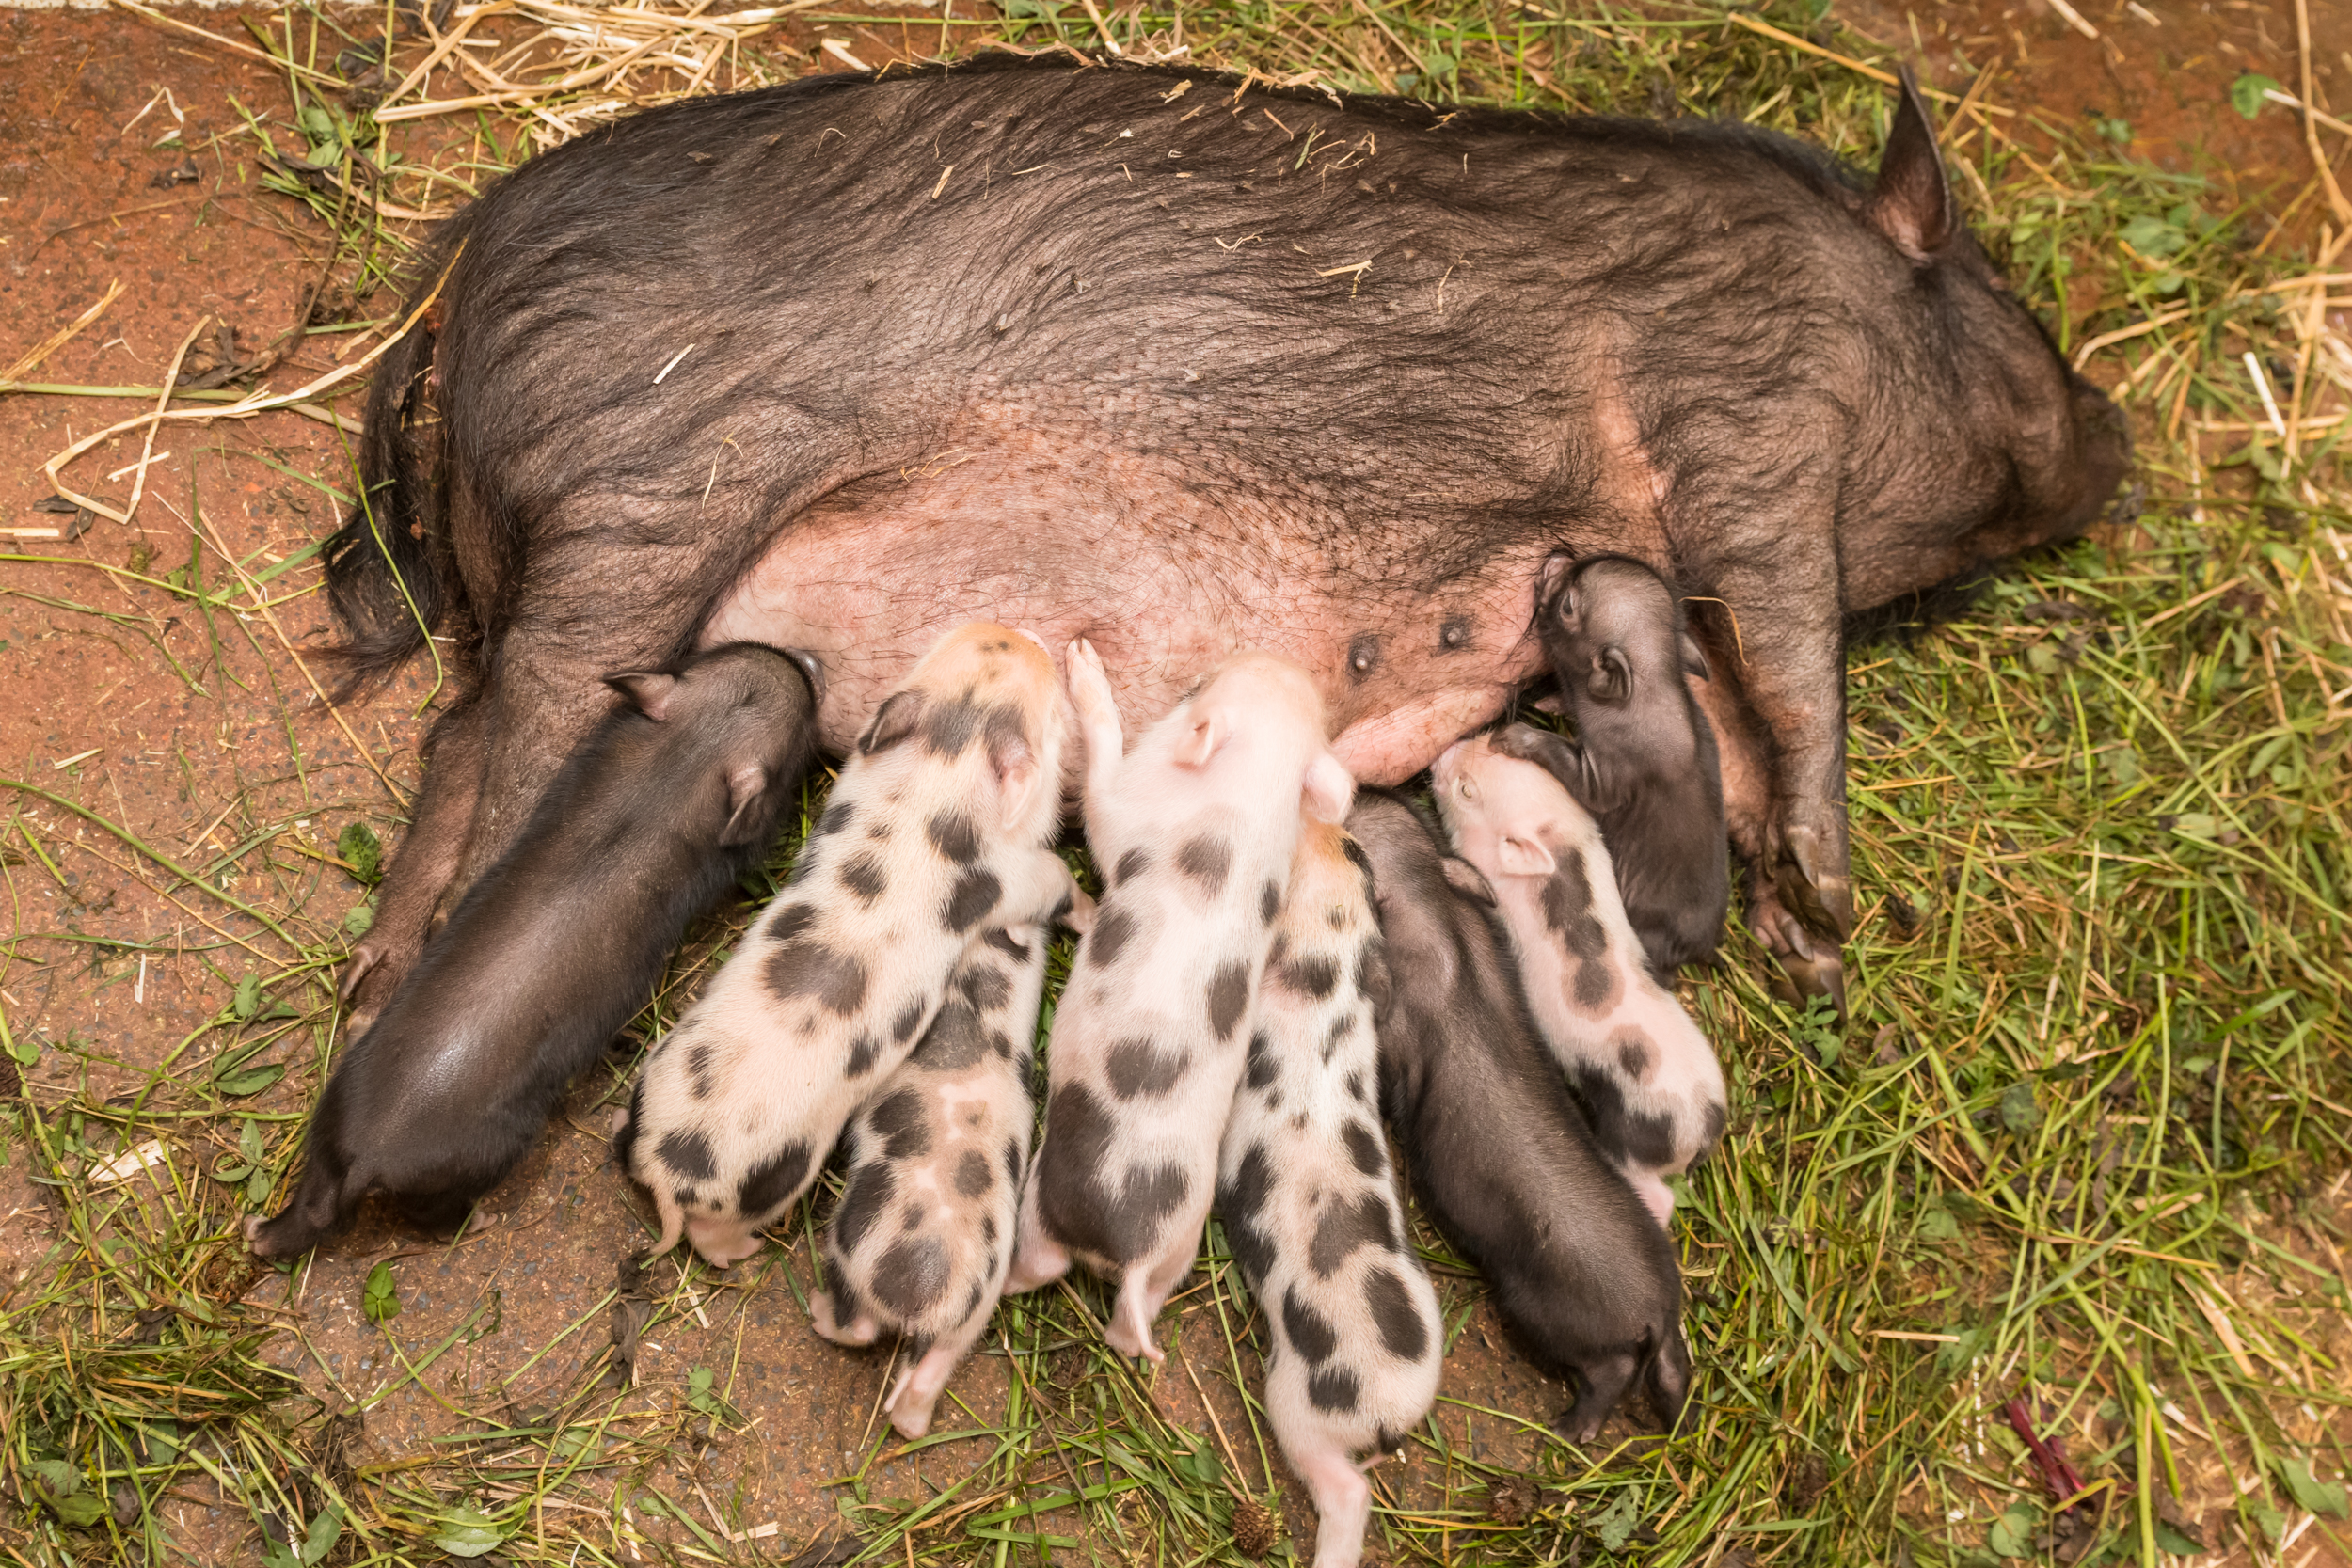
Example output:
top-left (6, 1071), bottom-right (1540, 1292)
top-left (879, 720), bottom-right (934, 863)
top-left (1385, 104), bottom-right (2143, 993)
top-left (248, 643), bottom-right (818, 1259)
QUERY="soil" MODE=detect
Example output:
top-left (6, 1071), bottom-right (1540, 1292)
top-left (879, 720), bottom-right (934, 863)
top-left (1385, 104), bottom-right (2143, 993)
top-left (1, 4), bottom-right (2344, 1564)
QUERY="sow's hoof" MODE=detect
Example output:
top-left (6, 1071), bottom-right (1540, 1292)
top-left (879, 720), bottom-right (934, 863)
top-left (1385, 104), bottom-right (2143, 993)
top-left (1751, 892), bottom-right (1848, 1019)
top-left (1772, 825), bottom-right (1854, 943)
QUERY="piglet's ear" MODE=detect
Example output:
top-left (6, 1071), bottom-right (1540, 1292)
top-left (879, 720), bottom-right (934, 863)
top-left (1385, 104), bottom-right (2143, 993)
top-left (719, 763), bottom-right (771, 847)
top-left (606, 672), bottom-right (677, 721)
top-left (1441, 856), bottom-right (1498, 908)
top-left (1586, 647), bottom-right (1633, 707)
top-left (860, 689), bottom-right (924, 755)
top-left (992, 732), bottom-right (1041, 831)
top-left (1496, 833), bottom-right (1557, 879)
top-left (1302, 752), bottom-right (1355, 825)
top-left (1867, 67), bottom-right (1957, 262)
top-left (1679, 628), bottom-right (1711, 682)
top-left (1171, 714), bottom-right (1224, 770)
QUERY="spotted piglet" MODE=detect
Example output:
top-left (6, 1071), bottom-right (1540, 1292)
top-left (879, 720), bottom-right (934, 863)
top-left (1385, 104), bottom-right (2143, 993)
top-left (618, 624), bottom-right (1081, 1267)
top-left (1217, 819), bottom-right (1440, 1568)
top-left (1432, 735), bottom-right (1726, 1227)
top-left (809, 927), bottom-right (1048, 1438)
top-left (1008, 641), bottom-right (1354, 1361)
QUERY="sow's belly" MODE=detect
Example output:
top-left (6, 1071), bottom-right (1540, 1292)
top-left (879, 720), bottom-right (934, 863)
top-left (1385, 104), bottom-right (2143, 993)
top-left (699, 440), bottom-right (1553, 788)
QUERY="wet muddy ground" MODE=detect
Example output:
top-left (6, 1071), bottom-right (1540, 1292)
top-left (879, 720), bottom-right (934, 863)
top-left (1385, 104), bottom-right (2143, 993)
top-left (2, 3), bottom-right (2346, 1564)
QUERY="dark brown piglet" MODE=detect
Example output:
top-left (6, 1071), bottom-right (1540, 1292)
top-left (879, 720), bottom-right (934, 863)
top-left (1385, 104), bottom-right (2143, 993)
top-left (1498, 556), bottom-right (1726, 975)
top-left (246, 644), bottom-right (817, 1258)
top-left (1345, 789), bottom-right (1691, 1441)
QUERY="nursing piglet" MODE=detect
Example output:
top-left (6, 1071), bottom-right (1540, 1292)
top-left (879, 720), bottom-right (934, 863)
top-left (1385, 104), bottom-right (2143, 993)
top-left (1346, 789), bottom-right (1691, 1441)
top-left (1433, 736), bottom-right (1726, 1227)
top-left (809, 927), bottom-right (1048, 1438)
top-left (1217, 820), bottom-right (1439, 1568)
top-left (247, 643), bottom-right (816, 1258)
top-left (1496, 555), bottom-right (1727, 974)
top-left (1009, 642), bottom-right (1354, 1361)
top-left (618, 624), bottom-right (1080, 1267)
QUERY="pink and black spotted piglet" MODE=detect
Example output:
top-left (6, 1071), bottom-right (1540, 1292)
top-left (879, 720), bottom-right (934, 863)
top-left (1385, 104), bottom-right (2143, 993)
top-left (1432, 734), bottom-right (1726, 1228)
top-left (1008, 641), bottom-right (1354, 1361)
top-left (617, 624), bottom-right (1082, 1268)
top-left (1217, 819), bottom-right (1441, 1568)
top-left (810, 925), bottom-right (1049, 1439)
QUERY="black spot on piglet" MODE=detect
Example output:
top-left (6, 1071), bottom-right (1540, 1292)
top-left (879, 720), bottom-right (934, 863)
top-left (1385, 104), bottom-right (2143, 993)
top-left (870, 1088), bottom-right (931, 1160)
top-left (927, 811), bottom-right (982, 865)
top-left (958, 963), bottom-right (1011, 1011)
top-left (737, 1140), bottom-right (812, 1218)
top-left (1279, 953), bottom-right (1340, 1000)
top-left (1177, 836), bottom-right (1232, 897)
top-left (1206, 960), bottom-right (1251, 1040)
top-left (872, 1237), bottom-right (949, 1315)
top-left (1089, 904), bottom-right (1139, 966)
top-left (768, 932), bottom-right (867, 1016)
top-left (1308, 1365), bottom-right (1362, 1413)
top-left (835, 1163), bottom-right (895, 1254)
top-left (1342, 1120), bottom-right (1386, 1177)
top-left (1310, 1191), bottom-right (1397, 1276)
top-left (1113, 847), bottom-right (1150, 887)
top-left (955, 1149), bottom-right (993, 1198)
top-left (840, 853), bottom-right (889, 902)
top-left (1106, 1037), bottom-right (1187, 1099)
top-left (1283, 1286), bottom-right (1339, 1363)
top-left (1364, 1267), bottom-right (1429, 1360)
top-left (658, 1131), bottom-right (717, 1182)
top-left (943, 868), bottom-right (1002, 932)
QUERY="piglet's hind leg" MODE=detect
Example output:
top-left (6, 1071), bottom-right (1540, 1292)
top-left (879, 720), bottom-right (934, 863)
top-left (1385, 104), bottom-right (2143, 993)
top-left (1292, 1447), bottom-right (1374, 1568)
top-left (808, 1291), bottom-right (882, 1347)
top-left (885, 1316), bottom-right (991, 1440)
top-left (1104, 1247), bottom-right (1192, 1363)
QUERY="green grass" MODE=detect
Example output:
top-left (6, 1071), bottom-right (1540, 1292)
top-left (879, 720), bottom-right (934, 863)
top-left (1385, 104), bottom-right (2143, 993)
top-left (5, 1), bottom-right (2351, 1564)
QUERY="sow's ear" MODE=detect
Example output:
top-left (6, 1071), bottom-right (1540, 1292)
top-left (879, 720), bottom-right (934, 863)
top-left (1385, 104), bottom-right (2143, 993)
top-left (719, 764), bottom-right (771, 847)
top-left (606, 672), bottom-right (678, 721)
top-left (1302, 752), bottom-right (1355, 825)
top-left (1536, 550), bottom-right (1575, 622)
top-left (860, 689), bottom-right (924, 755)
top-left (1867, 67), bottom-right (1957, 262)
top-left (1679, 627), bottom-right (1712, 682)
top-left (1440, 855), bottom-right (1498, 908)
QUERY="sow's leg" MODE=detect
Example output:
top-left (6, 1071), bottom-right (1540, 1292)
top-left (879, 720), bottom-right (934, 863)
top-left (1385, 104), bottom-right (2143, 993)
top-left (1685, 515), bottom-right (1853, 1008)
top-left (342, 699), bottom-right (486, 1032)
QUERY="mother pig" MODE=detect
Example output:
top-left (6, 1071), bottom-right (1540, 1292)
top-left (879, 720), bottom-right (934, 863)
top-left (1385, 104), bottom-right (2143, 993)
top-left (327, 55), bottom-right (2128, 1025)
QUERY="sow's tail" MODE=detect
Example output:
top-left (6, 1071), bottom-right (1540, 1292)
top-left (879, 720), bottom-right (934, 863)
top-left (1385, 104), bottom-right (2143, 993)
top-left (316, 238), bottom-right (467, 701)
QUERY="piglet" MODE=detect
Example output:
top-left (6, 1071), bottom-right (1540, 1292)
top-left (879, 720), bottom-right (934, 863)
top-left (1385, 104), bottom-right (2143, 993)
top-left (246, 643), bottom-right (818, 1258)
top-left (617, 624), bottom-right (1080, 1268)
top-left (1432, 735), bottom-right (1726, 1227)
top-left (1008, 642), bottom-right (1354, 1362)
top-left (1496, 555), bottom-right (1727, 974)
top-left (1217, 819), bottom-right (1439, 1568)
top-left (810, 925), bottom-right (1048, 1438)
top-left (1346, 789), bottom-right (1692, 1441)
